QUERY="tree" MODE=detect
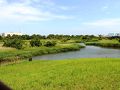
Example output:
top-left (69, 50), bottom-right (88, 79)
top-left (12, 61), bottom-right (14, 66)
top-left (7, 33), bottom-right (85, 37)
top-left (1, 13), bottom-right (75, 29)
top-left (21, 35), bottom-right (30, 40)
top-left (44, 41), bottom-right (56, 47)
top-left (30, 39), bottom-right (42, 47)
top-left (11, 35), bottom-right (21, 39)
top-left (3, 39), bottom-right (24, 49)
top-left (0, 35), bottom-right (2, 40)
top-left (98, 35), bottom-right (103, 40)
top-left (47, 34), bottom-right (55, 39)
top-left (31, 34), bottom-right (46, 39)
top-left (5, 34), bottom-right (11, 39)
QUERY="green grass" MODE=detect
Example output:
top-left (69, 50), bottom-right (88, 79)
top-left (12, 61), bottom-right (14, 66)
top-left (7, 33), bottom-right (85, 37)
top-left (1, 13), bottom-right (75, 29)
top-left (0, 41), bottom-right (3, 44)
top-left (86, 39), bottom-right (120, 48)
top-left (0, 58), bottom-right (120, 90)
top-left (98, 39), bottom-right (119, 43)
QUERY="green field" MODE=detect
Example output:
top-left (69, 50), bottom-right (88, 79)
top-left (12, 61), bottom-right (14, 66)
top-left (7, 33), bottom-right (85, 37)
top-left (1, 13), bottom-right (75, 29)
top-left (0, 58), bottom-right (120, 90)
top-left (86, 39), bottom-right (120, 48)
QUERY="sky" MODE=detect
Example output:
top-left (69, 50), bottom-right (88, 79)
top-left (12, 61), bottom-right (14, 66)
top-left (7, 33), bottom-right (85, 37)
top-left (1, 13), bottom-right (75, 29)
top-left (0, 0), bottom-right (120, 35)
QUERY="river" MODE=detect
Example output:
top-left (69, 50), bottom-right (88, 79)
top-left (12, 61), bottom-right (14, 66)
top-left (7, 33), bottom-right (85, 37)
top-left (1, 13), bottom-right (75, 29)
top-left (33, 45), bottom-right (120, 60)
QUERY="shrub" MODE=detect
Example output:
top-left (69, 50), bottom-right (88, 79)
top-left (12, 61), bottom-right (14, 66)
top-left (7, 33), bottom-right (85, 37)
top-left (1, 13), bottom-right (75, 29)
top-left (0, 35), bottom-right (2, 40)
top-left (62, 38), bottom-right (70, 42)
top-left (44, 41), bottom-right (56, 47)
top-left (30, 39), bottom-right (42, 47)
top-left (118, 39), bottom-right (120, 43)
top-left (3, 39), bottom-right (24, 49)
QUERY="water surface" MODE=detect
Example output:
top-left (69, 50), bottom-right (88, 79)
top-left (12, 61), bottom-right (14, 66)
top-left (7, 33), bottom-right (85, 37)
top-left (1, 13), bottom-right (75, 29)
top-left (33, 46), bottom-right (120, 60)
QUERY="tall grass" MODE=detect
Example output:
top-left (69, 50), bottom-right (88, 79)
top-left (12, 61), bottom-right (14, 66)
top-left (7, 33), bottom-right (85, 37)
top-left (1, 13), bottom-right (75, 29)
top-left (0, 58), bottom-right (120, 90)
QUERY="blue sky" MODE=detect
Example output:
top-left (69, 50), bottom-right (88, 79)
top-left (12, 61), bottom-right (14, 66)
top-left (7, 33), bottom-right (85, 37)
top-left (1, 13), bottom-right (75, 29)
top-left (0, 0), bottom-right (120, 35)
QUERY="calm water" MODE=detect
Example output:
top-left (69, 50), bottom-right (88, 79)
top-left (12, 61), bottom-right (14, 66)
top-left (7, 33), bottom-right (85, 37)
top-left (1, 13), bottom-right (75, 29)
top-left (33, 45), bottom-right (120, 60)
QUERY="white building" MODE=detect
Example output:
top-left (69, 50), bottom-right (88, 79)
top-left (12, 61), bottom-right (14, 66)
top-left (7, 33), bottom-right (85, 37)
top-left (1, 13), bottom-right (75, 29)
top-left (107, 33), bottom-right (120, 37)
top-left (1, 32), bottom-right (23, 37)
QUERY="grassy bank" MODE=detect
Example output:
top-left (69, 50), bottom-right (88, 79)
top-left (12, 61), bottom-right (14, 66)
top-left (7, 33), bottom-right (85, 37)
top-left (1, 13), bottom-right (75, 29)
top-left (0, 58), bottom-right (120, 90)
top-left (86, 40), bottom-right (120, 48)
top-left (0, 43), bottom-right (84, 63)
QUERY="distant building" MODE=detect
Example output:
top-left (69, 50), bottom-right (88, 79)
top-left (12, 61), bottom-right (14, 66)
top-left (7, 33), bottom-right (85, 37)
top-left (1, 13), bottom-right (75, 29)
top-left (107, 33), bottom-right (120, 37)
top-left (115, 33), bottom-right (120, 36)
top-left (1, 32), bottom-right (23, 37)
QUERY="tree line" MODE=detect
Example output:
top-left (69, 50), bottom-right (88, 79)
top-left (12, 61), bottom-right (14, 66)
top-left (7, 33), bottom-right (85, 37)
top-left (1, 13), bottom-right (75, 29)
top-left (0, 34), bottom-right (120, 49)
top-left (0, 34), bottom-right (120, 40)
top-left (0, 34), bottom-right (99, 40)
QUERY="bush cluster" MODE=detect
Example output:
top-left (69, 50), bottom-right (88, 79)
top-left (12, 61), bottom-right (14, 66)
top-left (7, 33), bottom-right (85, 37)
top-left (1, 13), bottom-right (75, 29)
top-left (44, 41), bottom-right (56, 47)
top-left (30, 39), bottom-right (42, 47)
top-left (3, 38), bottom-right (57, 50)
top-left (3, 39), bottom-right (24, 49)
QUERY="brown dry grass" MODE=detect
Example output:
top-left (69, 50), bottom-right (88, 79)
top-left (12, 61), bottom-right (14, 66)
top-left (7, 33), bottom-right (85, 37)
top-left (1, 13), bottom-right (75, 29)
top-left (0, 44), bottom-right (16, 51)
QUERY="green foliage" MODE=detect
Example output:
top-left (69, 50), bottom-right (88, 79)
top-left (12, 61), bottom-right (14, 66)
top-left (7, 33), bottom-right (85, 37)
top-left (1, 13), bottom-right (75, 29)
top-left (61, 38), bottom-right (70, 43)
top-left (30, 39), bottom-right (42, 47)
top-left (118, 39), bottom-right (120, 42)
top-left (22, 41), bottom-right (31, 48)
top-left (21, 35), bottom-right (30, 40)
top-left (3, 39), bottom-right (24, 49)
top-left (5, 34), bottom-right (11, 39)
top-left (31, 34), bottom-right (46, 39)
top-left (44, 41), bottom-right (56, 47)
top-left (0, 58), bottom-right (120, 90)
top-left (0, 35), bottom-right (3, 40)
top-left (11, 35), bottom-right (21, 39)
top-left (47, 34), bottom-right (55, 39)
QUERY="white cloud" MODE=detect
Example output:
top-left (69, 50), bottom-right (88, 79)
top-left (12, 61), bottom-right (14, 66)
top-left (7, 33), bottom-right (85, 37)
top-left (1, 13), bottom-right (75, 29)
top-left (0, 0), bottom-right (72, 22)
top-left (58, 6), bottom-right (71, 10)
top-left (103, 6), bottom-right (108, 9)
top-left (83, 19), bottom-right (120, 27)
top-left (101, 5), bottom-right (111, 14)
top-left (80, 19), bottom-right (120, 34)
